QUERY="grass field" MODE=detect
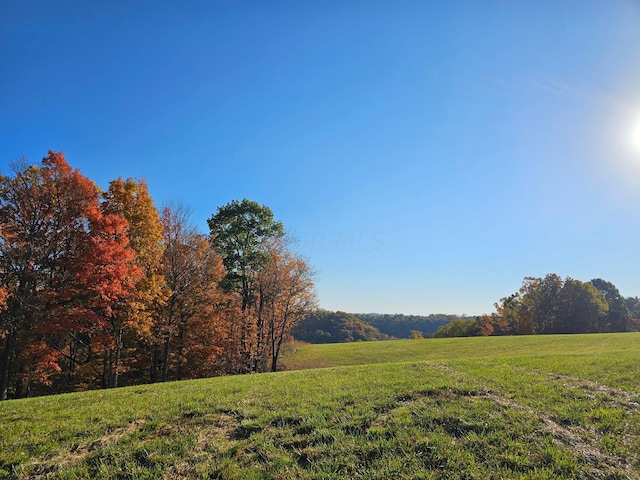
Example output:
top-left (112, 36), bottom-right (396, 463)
top-left (1, 333), bottom-right (639, 479)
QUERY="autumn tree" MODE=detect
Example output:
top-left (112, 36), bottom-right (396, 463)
top-left (152, 204), bottom-right (225, 382)
top-left (207, 199), bottom-right (284, 373)
top-left (475, 315), bottom-right (495, 336)
top-left (494, 293), bottom-right (523, 336)
top-left (101, 178), bottom-right (165, 387)
top-left (0, 152), bottom-right (139, 399)
top-left (519, 274), bottom-right (563, 334)
top-left (172, 234), bottom-right (225, 380)
top-left (60, 208), bottom-right (140, 391)
top-left (257, 237), bottom-right (316, 372)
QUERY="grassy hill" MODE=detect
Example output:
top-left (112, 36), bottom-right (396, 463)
top-left (2, 333), bottom-right (640, 479)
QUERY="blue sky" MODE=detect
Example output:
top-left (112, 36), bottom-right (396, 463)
top-left (2, 1), bottom-right (640, 315)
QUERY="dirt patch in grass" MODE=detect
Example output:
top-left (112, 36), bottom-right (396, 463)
top-left (427, 361), bottom-right (637, 476)
top-left (482, 390), bottom-right (634, 478)
top-left (547, 372), bottom-right (640, 410)
top-left (26, 420), bottom-right (145, 477)
top-left (26, 411), bottom-right (245, 479)
top-left (372, 366), bottom-right (635, 480)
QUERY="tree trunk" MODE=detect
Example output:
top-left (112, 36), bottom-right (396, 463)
top-left (0, 329), bottom-right (17, 400)
top-left (162, 334), bottom-right (171, 382)
top-left (270, 344), bottom-right (279, 373)
top-left (113, 328), bottom-right (122, 388)
top-left (239, 311), bottom-right (251, 374)
top-left (270, 321), bottom-right (279, 373)
top-left (253, 288), bottom-right (265, 373)
top-left (176, 319), bottom-right (185, 381)
top-left (14, 376), bottom-right (24, 399)
top-left (101, 350), bottom-right (109, 389)
top-left (271, 318), bottom-right (286, 373)
top-left (150, 346), bottom-right (159, 383)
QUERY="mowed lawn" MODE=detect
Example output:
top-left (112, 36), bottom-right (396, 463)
top-left (1, 333), bottom-right (639, 479)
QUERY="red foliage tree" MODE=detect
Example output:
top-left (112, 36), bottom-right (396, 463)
top-left (101, 178), bottom-right (164, 388)
top-left (0, 152), bottom-right (139, 398)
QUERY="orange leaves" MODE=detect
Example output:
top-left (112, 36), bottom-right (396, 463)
top-left (17, 341), bottom-right (62, 387)
top-left (257, 237), bottom-right (317, 372)
top-left (0, 152), bottom-right (142, 395)
top-left (0, 158), bottom-right (314, 397)
top-left (102, 178), bottom-right (165, 341)
top-left (103, 178), bottom-right (164, 272)
top-left (150, 204), bottom-right (227, 382)
top-left (0, 287), bottom-right (7, 313)
top-left (79, 212), bottom-right (140, 309)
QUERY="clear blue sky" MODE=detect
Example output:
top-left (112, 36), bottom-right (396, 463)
top-left (2, 1), bottom-right (640, 315)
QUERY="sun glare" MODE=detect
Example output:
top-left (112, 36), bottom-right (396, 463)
top-left (630, 113), bottom-right (640, 154)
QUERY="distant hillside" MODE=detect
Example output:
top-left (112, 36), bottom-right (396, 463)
top-left (292, 310), bottom-right (389, 343)
top-left (353, 313), bottom-right (461, 338)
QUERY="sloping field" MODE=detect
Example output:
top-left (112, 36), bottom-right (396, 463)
top-left (1, 333), bottom-right (639, 479)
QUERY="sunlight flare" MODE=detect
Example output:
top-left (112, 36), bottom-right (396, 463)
top-left (630, 112), bottom-right (640, 153)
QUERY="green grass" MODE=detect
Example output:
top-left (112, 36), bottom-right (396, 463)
top-left (1, 333), bottom-right (639, 479)
top-left (280, 333), bottom-right (636, 371)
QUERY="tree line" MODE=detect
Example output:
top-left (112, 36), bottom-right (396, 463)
top-left (0, 152), bottom-right (316, 400)
top-left (292, 311), bottom-right (390, 343)
top-left (434, 274), bottom-right (638, 338)
top-left (291, 312), bottom-right (463, 343)
top-left (353, 313), bottom-right (459, 339)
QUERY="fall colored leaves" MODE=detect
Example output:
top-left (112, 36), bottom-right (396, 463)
top-left (0, 152), bottom-right (316, 399)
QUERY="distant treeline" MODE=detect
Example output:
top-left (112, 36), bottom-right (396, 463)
top-left (291, 311), bottom-right (463, 343)
top-left (354, 313), bottom-right (457, 339)
top-left (295, 275), bottom-right (640, 344)
top-left (291, 311), bottom-right (389, 343)
top-left (434, 275), bottom-right (640, 338)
